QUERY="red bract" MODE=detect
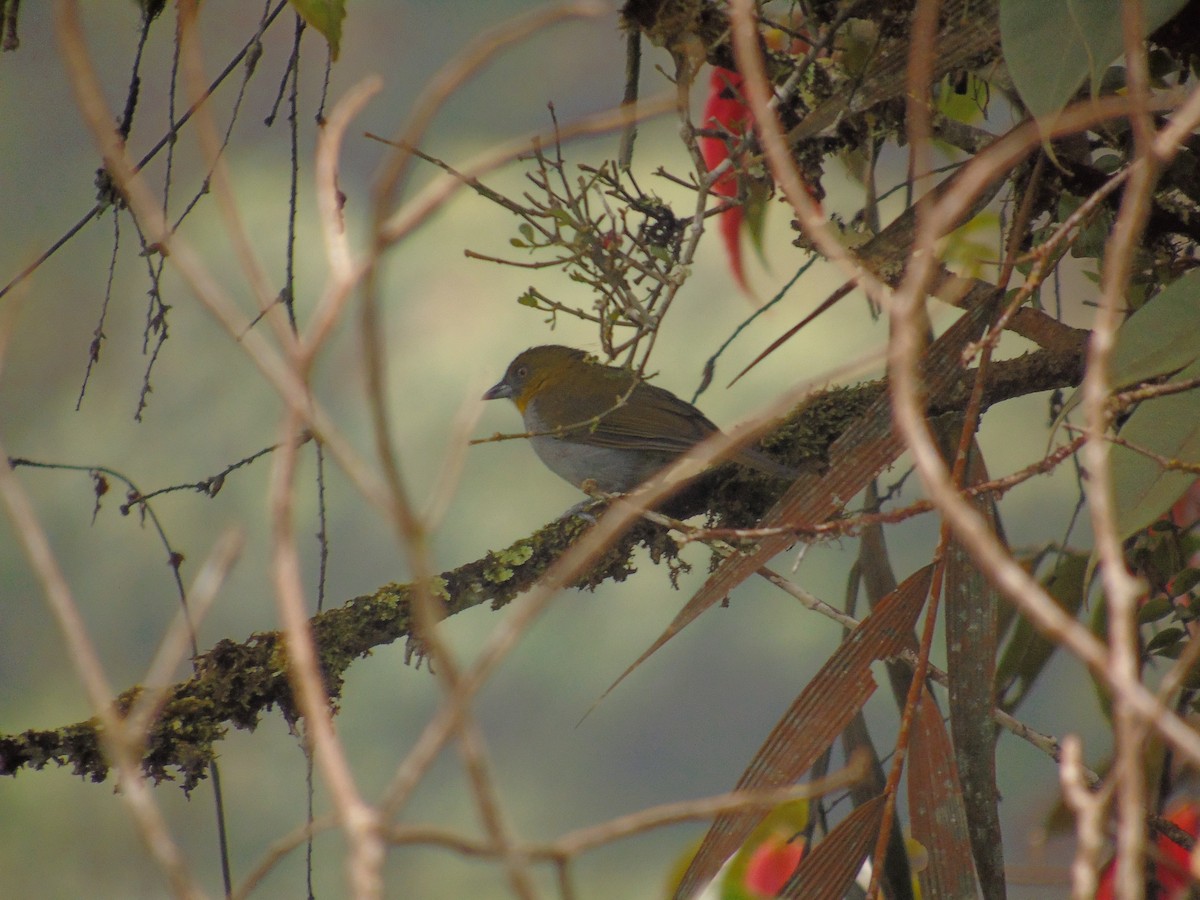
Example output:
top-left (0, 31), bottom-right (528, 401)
top-left (743, 833), bottom-right (806, 896)
top-left (701, 67), bottom-right (752, 292)
top-left (1096, 802), bottom-right (1200, 899)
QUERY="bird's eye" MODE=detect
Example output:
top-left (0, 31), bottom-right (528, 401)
top-left (515, 365), bottom-right (528, 379)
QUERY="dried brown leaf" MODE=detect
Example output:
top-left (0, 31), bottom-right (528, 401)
top-left (909, 686), bottom-right (980, 898)
top-left (671, 565), bottom-right (932, 899)
top-left (779, 794), bottom-right (888, 899)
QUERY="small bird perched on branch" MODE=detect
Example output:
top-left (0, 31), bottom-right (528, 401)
top-left (483, 345), bottom-right (797, 493)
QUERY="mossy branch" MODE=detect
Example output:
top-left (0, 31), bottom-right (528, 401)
top-left (0, 335), bottom-right (1084, 791)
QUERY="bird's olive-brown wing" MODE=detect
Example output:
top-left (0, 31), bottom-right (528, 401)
top-left (576, 380), bottom-right (719, 454)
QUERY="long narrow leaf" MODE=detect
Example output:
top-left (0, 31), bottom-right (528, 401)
top-left (909, 686), bottom-right (980, 898)
top-left (843, 712), bottom-right (916, 900)
top-left (944, 438), bottom-right (1006, 898)
top-left (779, 795), bottom-right (888, 899)
top-left (851, 488), bottom-right (916, 900)
top-left (672, 566), bottom-right (933, 899)
top-left (995, 551), bottom-right (1088, 713)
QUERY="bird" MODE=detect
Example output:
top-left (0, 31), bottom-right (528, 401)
top-left (482, 345), bottom-right (798, 494)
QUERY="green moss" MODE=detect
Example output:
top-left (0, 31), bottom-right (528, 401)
top-left (427, 576), bottom-right (450, 602)
top-left (483, 539), bottom-right (538, 584)
top-left (765, 382), bottom-right (883, 468)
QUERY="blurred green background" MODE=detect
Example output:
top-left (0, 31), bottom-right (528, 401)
top-left (0, 2), bottom-right (1103, 896)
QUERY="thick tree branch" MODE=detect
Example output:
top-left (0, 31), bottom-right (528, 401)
top-left (0, 334), bottom-right (1085, 790)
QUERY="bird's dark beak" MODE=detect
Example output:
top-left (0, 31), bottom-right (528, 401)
top-left (483, 379), bottom-right (511, 401)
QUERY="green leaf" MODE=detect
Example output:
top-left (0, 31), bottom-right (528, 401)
top-left (714, 800), bottom-right (809, 900)
top-left (1089, 598), bottom-right (1113, 722)
top-left (1108, 269), bottom-right (1200, 387)
top-left (996, 552), bottom-right (1088, 713)
top-left (1146, 625), bottom-right (1185, 656)
top-left (1138, 594), bottom-right (1174, 624)
top-left (1169, 567), bottom-right (1200, 596)
top-left (1000, 0), bottom-right (1189, 123)
top-left (1054, 269), bottom-right (1200, 429)
top-left (1108, 356), bottom-right (1200, 541)
top-left (289, 0), bottom-right (346, 61)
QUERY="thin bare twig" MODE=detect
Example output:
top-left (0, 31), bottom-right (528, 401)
top-left (1091, 5), bottom-right (1158, 892)
top-left (176, 1), bottom-right (282, 333)
top-left (728, 0), bottom-right (891, 313)
top-left (53, 0), bottom-right (399, 540)
top-left (269, 408), bottom-right (385, 898)
top-left (124, 529), bottom-right (244, 738)
top-left (1062, 735), bottom-right (1112, 900)
top-left (0, 209), bottom-right (201, 896)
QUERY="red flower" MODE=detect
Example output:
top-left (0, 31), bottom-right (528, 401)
top-left (1096, 802), bottom-right (1200, 898)
top-left (743, 833), bottom-right (806, 896)
top-left (700, 67), bottom-right (754, 292)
